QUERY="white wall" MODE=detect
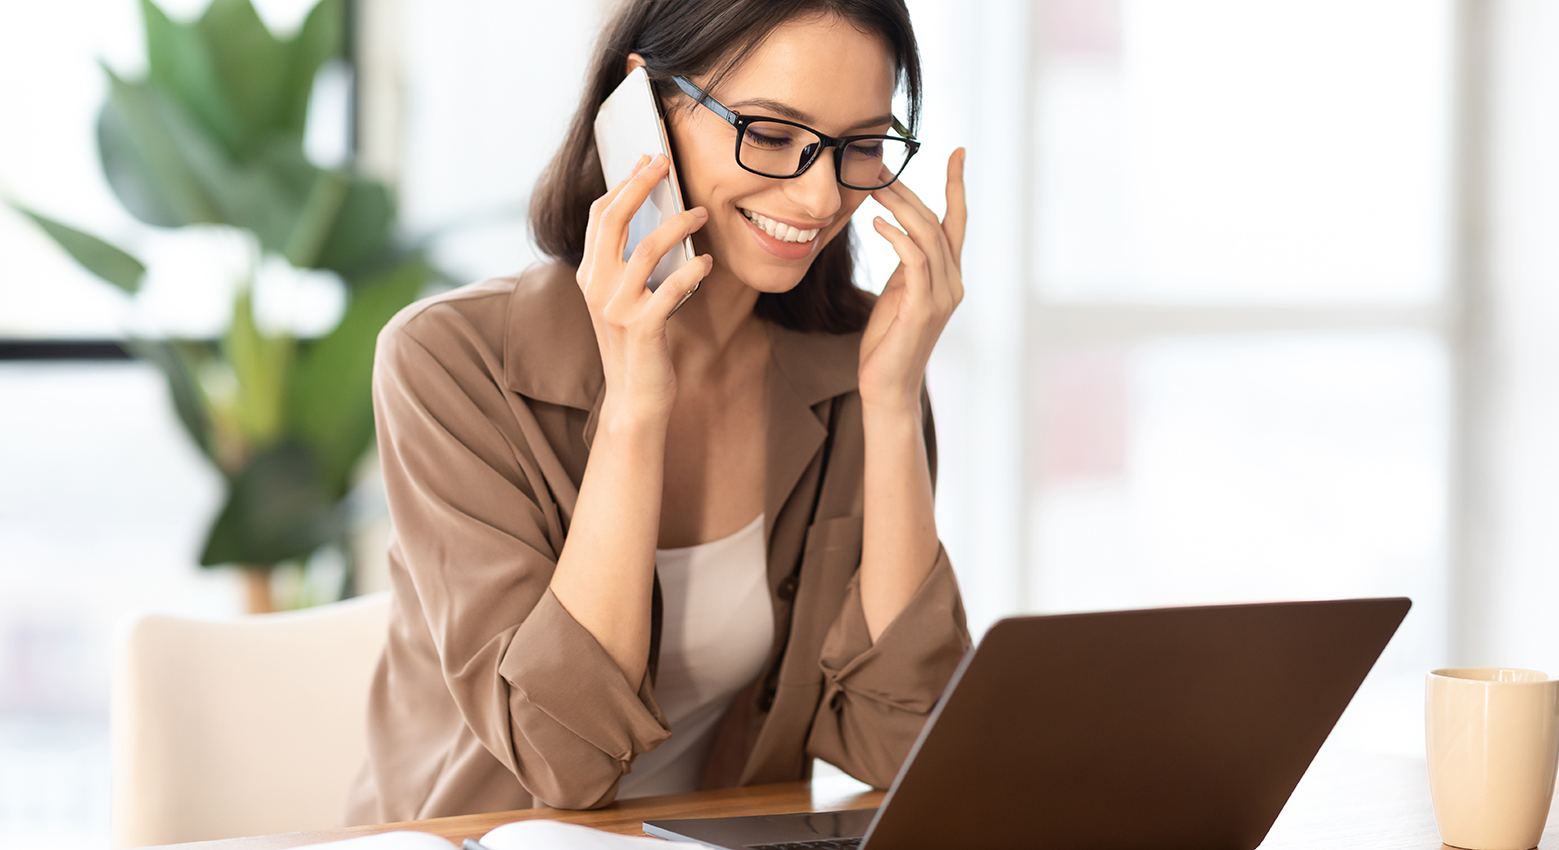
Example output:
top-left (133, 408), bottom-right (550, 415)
top-left (1482, 0), bottom-right (1559, 672)
top-left (396, 0), bottom-right (611, 282)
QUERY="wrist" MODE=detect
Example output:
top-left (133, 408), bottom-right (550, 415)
top-left (859, 370), bottom-right (925, 418)
top-left (861, 396), bottom-right (924, 433)
top-left (596, 394), bottom-right (671, 442)
top-left (861, 389), bottom-right (923, 422)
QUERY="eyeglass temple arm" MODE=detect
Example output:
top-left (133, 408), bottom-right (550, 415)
top-left (672, 75), bottom-right (738, 125)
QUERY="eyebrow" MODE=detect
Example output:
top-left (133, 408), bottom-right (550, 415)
top-left (724, 97), bottom-right (895, 133)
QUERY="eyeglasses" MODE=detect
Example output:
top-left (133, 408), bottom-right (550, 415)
top-left (672, 75), bottom-right (920, 191)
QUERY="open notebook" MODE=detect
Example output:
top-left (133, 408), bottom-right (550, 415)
top-left (305, 819), bottom-right (666, 850)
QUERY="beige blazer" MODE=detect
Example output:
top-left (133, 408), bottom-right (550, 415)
top-left (344, 263), bottom-right (970, 824)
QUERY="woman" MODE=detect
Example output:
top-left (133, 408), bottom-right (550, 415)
top-left (346, 0), bottom-right (970, 824)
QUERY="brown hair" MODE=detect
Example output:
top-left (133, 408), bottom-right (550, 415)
top-left (528, 0), bottom-right (922, 334)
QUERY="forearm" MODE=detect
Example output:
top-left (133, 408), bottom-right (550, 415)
top-left (859, 400), bottom-right (940, 642)
top-left (548, 411), bottom-right (666, 687)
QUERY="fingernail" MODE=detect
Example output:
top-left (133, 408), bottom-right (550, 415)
top-left (633, 154), bottom-right (650, 170)
top-left (652, 154), bottom-right (668, 167)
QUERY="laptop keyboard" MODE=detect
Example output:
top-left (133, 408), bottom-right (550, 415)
top-left (747, 840), bottom-right (862, 850)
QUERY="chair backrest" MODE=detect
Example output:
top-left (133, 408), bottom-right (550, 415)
top-left (111, 591), bottom-right (391, 848)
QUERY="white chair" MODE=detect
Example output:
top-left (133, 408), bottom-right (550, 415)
top-left (111, 591), bottom-right (391, 848)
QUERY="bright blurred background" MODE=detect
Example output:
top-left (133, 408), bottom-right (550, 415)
top-left (4, 0), bottom-right (1559, 847)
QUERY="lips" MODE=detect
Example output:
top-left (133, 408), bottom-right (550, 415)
top-left (740, 208), bottom-right (821, 243)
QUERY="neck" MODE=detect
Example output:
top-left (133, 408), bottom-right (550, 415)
top-left (665, 264), bottom-right (766, 373)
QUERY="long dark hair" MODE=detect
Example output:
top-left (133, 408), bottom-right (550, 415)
top-left (529, 0), bottom-right (922, 334)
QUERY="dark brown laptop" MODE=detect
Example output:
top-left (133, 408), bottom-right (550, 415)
top-left (644, 597), bottom-right (1410, 850)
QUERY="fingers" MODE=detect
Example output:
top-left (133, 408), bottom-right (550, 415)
top-left (598, 203), bottom-right (708, 329)
top-left (606, 154), bottom-right (653, 207)
top-left (873, 178), bottom-right (950, 263)
top-left (603, 154), bottom-right (670, 233)
top-left (623, 206), bottom-right (708, 287)
top-left (871, 215), bottom-right (932, 310)
top-left (650, 253), bottom-right (714, 318)
top-left (580, 154), bottom-right (652, 290)
top-left (872, 179), bottom-right (952, 300)
top-left (876, 167), bottom-right (941, 232)
top-left (943, 148), bottom-right (968, 265)
top-left (871, 150), bottom-right (968, 311)
top-left (593, 154), bottom-right (672, 273)
top-left (588, 154), bottom-right (652, 237)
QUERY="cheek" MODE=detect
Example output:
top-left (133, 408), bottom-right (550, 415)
top-left (822, 188), bottom-right (871, 242)
top-left (674, 148), bottom-right (712, 206)
top-left (667, 122), bottom-right (728, 207)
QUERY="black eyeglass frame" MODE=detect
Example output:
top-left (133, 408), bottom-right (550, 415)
top-left (671, 75), bottom-right (920, 191)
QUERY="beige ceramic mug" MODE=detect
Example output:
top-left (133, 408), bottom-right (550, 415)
top-left (1426, 668), bottom-right (1559, 850)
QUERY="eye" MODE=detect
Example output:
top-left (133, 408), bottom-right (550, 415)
top-left (846, 141), bottom-right (885, 160)
top-left (743, 123), bottom-right (798, 150)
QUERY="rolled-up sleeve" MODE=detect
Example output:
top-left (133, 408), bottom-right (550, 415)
top-left (373, 317), bottom-right (669, 810)
top-left (500, 589), bottom-right (670, 805)
top-left (806, 546), bottom-right (969, 788)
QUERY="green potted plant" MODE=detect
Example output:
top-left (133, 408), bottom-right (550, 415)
top-left (14, 0), bottom-right (437, 611)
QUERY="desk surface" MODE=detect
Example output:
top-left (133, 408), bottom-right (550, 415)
top-left (164, 777), bottom-right (883, 850)
top-left (160, 750), bottom-right (1559, 850)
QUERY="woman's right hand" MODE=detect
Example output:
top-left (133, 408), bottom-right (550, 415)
top-left (576, 153), bottom-right (713, 427)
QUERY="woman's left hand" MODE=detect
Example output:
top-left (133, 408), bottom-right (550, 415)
top-left (859, 147), bottom-right (967, 415)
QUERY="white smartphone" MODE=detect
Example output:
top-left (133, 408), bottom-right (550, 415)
top-left (594, 66), bottom-right (697, 298)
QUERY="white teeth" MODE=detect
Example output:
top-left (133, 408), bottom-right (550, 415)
top-left (742, 209), bottom-right (820, 243)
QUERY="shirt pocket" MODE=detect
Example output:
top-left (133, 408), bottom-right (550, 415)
top-left (782, 515), bottom-right (866, 683)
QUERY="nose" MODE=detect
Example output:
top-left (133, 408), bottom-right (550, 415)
top-left (783, 147), bottom-right (843, 221)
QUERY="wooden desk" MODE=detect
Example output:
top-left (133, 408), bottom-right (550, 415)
top-left (163, 776), bottom-right (883, 850)
top-left (156, 750), bottom-right (1559, 850)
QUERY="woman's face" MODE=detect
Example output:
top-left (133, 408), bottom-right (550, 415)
top-left (662, 14), bottom-right (898, 295)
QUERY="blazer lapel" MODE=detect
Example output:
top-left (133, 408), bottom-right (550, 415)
top-left (764, 324), bottom-right (862, 548)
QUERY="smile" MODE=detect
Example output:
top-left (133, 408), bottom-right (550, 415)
top-left (740, 209), bottom-right (821, 244)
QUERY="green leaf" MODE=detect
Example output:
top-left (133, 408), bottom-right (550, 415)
top-left (140, 0), bottom-right (243, 157)
top-left (14, 207), bottom-right (146, 294)
top-left (194, 142), bottom-right (312, 252)
top-left (283, 168), bottom-right (348, 268)
top-left (98, 66), bottom-right (221, 226)
top-left (199, 440), bottom-right (339, 566)
top-left (288, 258), bottom-right (428, 495)
top-left (98, 99), bottom-right (182, 227)
top-left (101, 72), bottom-right (319, 248)
top-left (280, 0), bottom-right (344, 135)
top-left (196, 0), bottom-right (290, 151)
top-left (224, 289), bottom-right (294, 445)
top-left (251, 137), bottom-right (319, 202)
top-left (315, 177), bottom-right (394, 276)
top-left (127, 338), bottom-right (214, 456)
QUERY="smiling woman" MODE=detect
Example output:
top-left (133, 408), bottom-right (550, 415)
top-left (530, 2), bottom-right (928, 333)
top-left (345, 0), bottom-right (971, 826)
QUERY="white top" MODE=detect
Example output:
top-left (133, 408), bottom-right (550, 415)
top-left (616, 514), bottom-right (773, 798)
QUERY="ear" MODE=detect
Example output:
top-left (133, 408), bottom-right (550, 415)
top-left (626, 52), bottom-right (647, 74)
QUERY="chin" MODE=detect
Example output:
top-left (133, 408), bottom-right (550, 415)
top-left (730, 261), bottom-right (808, 296)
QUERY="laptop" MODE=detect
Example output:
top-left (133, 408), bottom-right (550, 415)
top-left (643, 597), bottom-right (1410, 850)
